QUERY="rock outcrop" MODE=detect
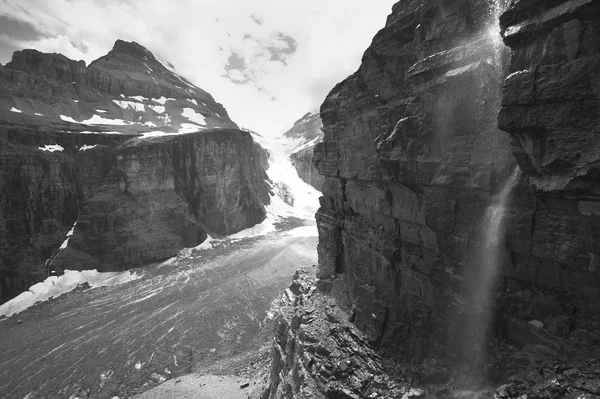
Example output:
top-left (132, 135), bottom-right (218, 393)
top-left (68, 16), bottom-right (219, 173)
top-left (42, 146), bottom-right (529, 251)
top-left (0, 40), bottom-right (271, 303)
top-left (313, 0), bottom-right (600, 385)
top-left (260, 271), bottom-right (417, 399)
top-left (0, 124), bottom-right (269, 301)
top-left (284, 111), bottom-right (324, 191)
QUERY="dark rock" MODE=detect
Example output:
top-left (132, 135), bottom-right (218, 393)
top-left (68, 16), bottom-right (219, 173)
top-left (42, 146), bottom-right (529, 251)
top-left (312, 0), bottom-right (600, 371)
top-left (0, 127), bottom-right (269, 299)
top-left (284, 110), bottom-right (324, 191)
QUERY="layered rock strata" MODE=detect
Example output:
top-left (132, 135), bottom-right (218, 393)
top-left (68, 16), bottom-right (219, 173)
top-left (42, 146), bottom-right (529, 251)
top-left (313, 0), bottom-right (600, 381)
top-left (0, 125), bottom-right (270, 301)
top-left (290, 147), bottom-right (324, 191)
top-left (260, 271), bottom-right (420, 399)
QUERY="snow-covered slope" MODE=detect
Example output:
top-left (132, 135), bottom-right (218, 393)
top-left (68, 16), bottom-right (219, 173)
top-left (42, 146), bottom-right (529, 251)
top-left (281, 109), bottom-right (323, 154)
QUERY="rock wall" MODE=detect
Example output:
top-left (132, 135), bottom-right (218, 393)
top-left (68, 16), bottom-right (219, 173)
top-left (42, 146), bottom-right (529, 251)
top-left (314, 0), bottom-right (600, 378)
top-left (283, 111), bottom-right (324, 191)
top-left (0, 126), bottom-right (270, 301)
top-left (290, 147), bottom-right (324, 191)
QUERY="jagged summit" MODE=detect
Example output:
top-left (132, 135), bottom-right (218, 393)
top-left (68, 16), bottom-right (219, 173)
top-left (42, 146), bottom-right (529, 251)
top-left (0, 39), bottom-right (238, 134)
top-left (110, 39), bottom-right (156, 60)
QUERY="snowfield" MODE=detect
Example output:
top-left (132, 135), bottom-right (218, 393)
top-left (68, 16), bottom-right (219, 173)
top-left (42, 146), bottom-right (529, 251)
top-left (0, 269), bottom-right (141, 318)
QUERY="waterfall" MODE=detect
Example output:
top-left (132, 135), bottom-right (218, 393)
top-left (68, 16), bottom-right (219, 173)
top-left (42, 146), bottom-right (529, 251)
top-left (462, 167), bottom-right (521, 378)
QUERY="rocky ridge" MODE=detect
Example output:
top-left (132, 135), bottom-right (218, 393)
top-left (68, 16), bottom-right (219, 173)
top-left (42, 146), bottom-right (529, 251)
top-left (312, 0), bottom-right (600, 389)
top-left (0, 41), bottom-right (271, 302)
top-left (0, 40), bottom-right (236, 135)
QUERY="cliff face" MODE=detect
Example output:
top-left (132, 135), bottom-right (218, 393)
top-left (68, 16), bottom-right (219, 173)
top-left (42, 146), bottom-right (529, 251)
top-left (0, 125), bottom-right (269, 300)
top-left (314, 0), bottom-right (600, 380)
top-left (284, 111), bottom-right (324, 191)
top-left (290, 147), bottom-right (324, 192)
top-left (0, 40), bottom-right (271, 303)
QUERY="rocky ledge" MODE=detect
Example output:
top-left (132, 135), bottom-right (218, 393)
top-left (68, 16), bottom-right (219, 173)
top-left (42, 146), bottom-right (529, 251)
top-left (0, 124), bottom-right (270, 301)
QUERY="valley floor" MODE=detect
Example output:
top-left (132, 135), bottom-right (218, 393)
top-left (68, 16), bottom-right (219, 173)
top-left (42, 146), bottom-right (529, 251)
top-left (0, 227), bottom-right (317, 399)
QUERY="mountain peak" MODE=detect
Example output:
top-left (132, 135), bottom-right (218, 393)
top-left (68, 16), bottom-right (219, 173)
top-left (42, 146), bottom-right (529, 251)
top-left (110, 40), bottom-right (157, 63)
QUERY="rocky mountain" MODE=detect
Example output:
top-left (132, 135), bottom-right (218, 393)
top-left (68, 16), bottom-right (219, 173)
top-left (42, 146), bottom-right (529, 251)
top-left (263, 0), bottom-right (600, 396)
top-left (0, 39), bottom-right (236, 134)
top-left (0, 40), bottom-right (270, 303)
top-left (282, 110), bottom-right (324, 191)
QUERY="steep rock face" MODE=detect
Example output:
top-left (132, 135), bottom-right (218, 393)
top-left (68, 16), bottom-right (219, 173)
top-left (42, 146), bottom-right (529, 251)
top-left (314, 0), bottom-right (600, 376)
top-left (290, 147), bottom-right (323, 191)
top-left (0, 40), bottom-right (272, 303)
top-left (284, 111), bottom-right (324, 191)
top-left (0, 125), bottom-right (270, 301)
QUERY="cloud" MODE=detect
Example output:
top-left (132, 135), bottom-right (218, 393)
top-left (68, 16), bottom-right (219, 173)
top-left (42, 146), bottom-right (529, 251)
top-left (0, 0), bottom-right (397, 137)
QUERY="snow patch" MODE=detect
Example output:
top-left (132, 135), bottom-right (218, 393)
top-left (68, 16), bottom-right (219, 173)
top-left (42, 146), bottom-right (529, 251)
top-left (179, 123), bottom-right (204, 134)
top-left (182, 108), bottom-right (206, 125)
top-left (96, 109), bottom-right (107, 113)
top-left (153, 97), bottom-right (172, 105)
top-left (81, 115), bottom-right (129, 125)
top-left (156, 54), bottom-right (177, 73)
top-left (139, 131), bottom-right (170, 138)
top-left (59, 221), bottom-right (77, 250)
top-left (34, 112), bottom-right (44, 116)
top-left (79, 144), bottom-right (97, 151)
top-left (80, 131), bottom-right (123, 135)
top-left (0, 269), bottom-right (142, 317)
top-left (129, 95), bottom-right (147, 102)
top-left (38, 144), bottom-right (64, 152)
top-left (187, 99), bottom-right (198, 106)
top-left (144, 121), bottom-right (157, 127)
top-left (10, 107), bottom-right (22, 113)
top-left (60, 115), bottom-right (78, 123)
top-left (149, 105), bottom-right (165, 114)
top-left (292, 136), bottom-right (321, 153)
top-left (113, 100), bottom-right (145, 113)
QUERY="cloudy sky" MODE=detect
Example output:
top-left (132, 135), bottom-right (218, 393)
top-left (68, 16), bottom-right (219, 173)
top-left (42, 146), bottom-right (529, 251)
top-left (0, 0), bottom-right (397, 137)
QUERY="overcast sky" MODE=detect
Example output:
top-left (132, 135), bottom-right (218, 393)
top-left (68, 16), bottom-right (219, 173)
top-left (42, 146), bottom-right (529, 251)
top-left (0, 0), bottom-right (397, 137)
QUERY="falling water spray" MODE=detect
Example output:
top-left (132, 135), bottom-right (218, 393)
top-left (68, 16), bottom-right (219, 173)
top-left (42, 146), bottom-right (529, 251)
top-left (466, 166), bottom-right (521, 363)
